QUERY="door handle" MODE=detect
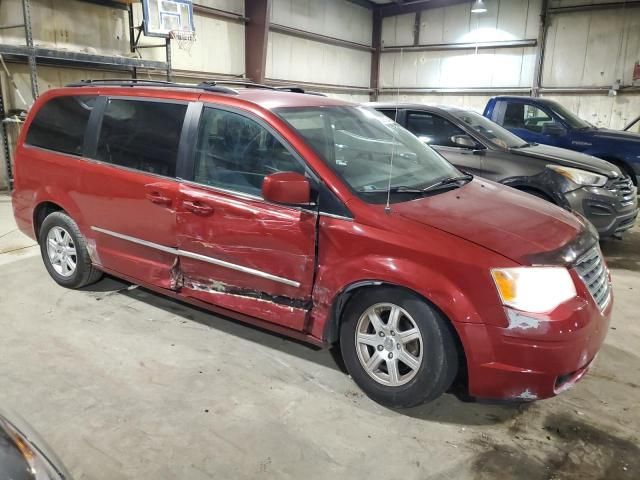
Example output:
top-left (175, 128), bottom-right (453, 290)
top-left (183, 200), bottom-right (214, 215)
top-left (145, 191), bottom-right (173, 205)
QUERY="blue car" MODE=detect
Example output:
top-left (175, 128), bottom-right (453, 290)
top-left (484, 96), bottom-right (640, 187)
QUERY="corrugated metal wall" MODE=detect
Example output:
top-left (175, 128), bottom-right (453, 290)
top-left (380, 0), bottom-right (541, 90)
top-left (0, 0), bottom-right (373, 187)
top-left (266, 0), bottom-right (372, 97)
top-left (379, 0), bottom-right (640, 131)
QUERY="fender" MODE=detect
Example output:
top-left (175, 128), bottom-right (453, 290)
top-left (310, 251), bottom-right (508, 344)
top-left (500, 172), bottom-right (568, 208)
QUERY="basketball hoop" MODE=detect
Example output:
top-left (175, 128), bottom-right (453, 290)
top-left (170, 30), bottom-right (196, 55)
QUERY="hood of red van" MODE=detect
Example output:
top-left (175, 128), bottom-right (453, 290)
top-left (391, 178), bottom-right (585, 264)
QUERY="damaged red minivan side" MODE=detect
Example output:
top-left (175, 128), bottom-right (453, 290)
top-left (12, 81), bottom-right (613, 408)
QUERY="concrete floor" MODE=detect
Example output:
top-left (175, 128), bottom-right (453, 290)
top-left (0, 192), bottom-right (638, 480)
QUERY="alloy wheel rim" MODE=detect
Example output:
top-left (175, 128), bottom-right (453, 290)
top-left (46, 226), bottom-right (77, 278)
top-left (355, 303), bottom-right (423, 387)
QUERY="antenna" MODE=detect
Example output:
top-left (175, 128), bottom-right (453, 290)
top-left (385, 47), bottom-right (403, 214)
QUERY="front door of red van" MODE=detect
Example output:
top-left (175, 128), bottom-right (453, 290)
top-left (175, 106), bottom-right (317, 331)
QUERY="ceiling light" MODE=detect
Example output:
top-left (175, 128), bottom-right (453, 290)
top-left (471, 0), bottom-right (487, 13)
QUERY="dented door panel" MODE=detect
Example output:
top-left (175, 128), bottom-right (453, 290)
top-left (175, 183), bottom-right (317, 330)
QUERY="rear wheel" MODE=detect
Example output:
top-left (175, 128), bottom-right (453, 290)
top-left (39, 212), bottom-right (103, 289)
top-left (340, 287), bottom-right (459, 408)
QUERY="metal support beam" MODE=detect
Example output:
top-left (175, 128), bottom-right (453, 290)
top-left (413, 11), bottom-right (421, 46)
top-left (166, 38), bottom-right (172, 82)
top-left (0, 44), bottom-right (169, 71)
top-left (379, 0), bottom-right (470, 18)
top-left (244, 0), bottom-right (271, 84)
top-left (22, 0), bottom-right (38, 99)
top-left (193, 4), bottom-right (248, 22)
top-left (383, 39), bottom-right (537, 53)
top-left (127, 4), bottom-right (137, 79)
top-left (0, 90), bottom-right (12, 191)
top-left (269, 24), bottom-right (373, 52)
top-left (370, 8), bottom-right (382, 101)
top-left (548, 1), bottom-right (640, 14)
top-left (532, 0), bottom-right (549, 97)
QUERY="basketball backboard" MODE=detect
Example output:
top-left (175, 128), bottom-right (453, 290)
top-left (142, 0), bottom-right (195, 38)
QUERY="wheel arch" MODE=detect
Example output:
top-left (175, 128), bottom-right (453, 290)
top-left (500, 177), bottom-right (559, 204)
top-left (33, 201), bottom-right (66, 240)
top-left (323, 280), bottom-right (468, 378)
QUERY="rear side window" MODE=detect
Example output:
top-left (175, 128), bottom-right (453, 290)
top-left (26, 96), bottom-right (96, 155)
top-left (96, 99), bottom-right (187, 177)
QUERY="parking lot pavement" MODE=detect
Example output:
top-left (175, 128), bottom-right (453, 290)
top-left (0, 192), bottom-right (638, 480)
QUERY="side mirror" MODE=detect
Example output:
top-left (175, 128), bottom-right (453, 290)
top-left (262, 171), bottom-right (311, 205)
top-left (542, 122), bottom-right (567, 136)
top-left (451, 134), bottom-right (477, 149)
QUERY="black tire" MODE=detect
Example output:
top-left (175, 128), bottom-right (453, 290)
top-left (39, 211), bottom-right (103, 289)
top-left (340, 287), bottom-right (459, 408)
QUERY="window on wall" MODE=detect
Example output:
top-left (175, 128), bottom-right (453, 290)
top-left (193, 107), bottom-right (305, 197)
top-left (95, 99), bottom-right (187, 177)
top-left (26, 96), bottom-right (97, 155)
top-left (503, 103), bottom-right (553, 133)
top-left (406, 112), bottom-right (466, 147)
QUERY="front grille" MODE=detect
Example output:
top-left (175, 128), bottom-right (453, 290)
top-left (574, 247), bottom-right (611, 311)
top-left (607, 176), bottom-right (636, 206)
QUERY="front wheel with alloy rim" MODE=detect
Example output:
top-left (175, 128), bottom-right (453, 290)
top-left (39, 211), bottom-right (103, 289)
top-left (340, 288), bottom-right (459, 408)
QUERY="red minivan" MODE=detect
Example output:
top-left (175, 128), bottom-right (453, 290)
top-left (12, 80), bottom-right (612, 407)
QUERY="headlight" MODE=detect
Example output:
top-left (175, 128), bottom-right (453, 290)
top-left (0, 410), bottom-right (72, 480)
top-left (491, 267), bottom-right (577, 313)
top-left (547, 165), bottom-right (607, 187)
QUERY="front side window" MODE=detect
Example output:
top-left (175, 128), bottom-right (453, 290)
top-left (26, 95), bottom-right (96, 155)
top-left (277, 106), bottom-right (460, 204)
top-left (96, 99), bottom-right (187, 177)
top-left (406, 112), bottom-right (466, 147)
top-left (504, 103), bottom-right (554, 133)
top-left (193, 107), bottom-right (305, 197)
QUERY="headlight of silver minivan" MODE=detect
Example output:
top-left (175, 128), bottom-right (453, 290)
top-left (547, 165), bottom-right (608, 187)
top-left (0, 410), bottom-right (72, 480)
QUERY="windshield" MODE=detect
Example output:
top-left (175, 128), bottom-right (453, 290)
top-left (276, 106), bottom-right (461, 203)
top-left (547, 101), bottom-right (591, 129)
top-left (448, 110), bottom-right (528, 148)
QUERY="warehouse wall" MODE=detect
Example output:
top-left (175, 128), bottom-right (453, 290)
top-left (379, 0), bottom-right (640, 132)
top-left (379, 0), bottom-right (542, 90)
top-left (266, 0), bottom-right (372, 101)
top-left (0, 0), bottom-right (374, 188)
top-left (0, 0), bottom-right (247, 188)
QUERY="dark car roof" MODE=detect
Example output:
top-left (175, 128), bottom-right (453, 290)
top-left (366, 102), bottom-right (469, 115)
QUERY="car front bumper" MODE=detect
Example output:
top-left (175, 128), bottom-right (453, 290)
top-left (457, 276), bottom-right (612, 401)
top-left (564, 182), bottom-right (638, 238)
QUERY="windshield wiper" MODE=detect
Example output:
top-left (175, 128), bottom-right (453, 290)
top-left (511, 143), bottom-right (532, 149)
top-left (421, 174), bottom-right (473, 193)
top-left (357, 185), bottom-right (423, 194)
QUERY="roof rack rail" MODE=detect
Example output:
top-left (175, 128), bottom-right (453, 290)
top-left (273, 86), bottom-right (326, 96)
top-left (202, 80), bottom-right (326, 96)
top-left (66, 79), bottom-right (238, 95)
top-left (199, 80), bottom-right (276, 90)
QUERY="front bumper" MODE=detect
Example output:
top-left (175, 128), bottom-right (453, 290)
top-left (564, 182), bottom-right (638, 237)
top-left (457, 274), bottom-right (612, 401)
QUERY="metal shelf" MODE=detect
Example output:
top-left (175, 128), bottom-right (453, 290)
top-left (0, 44), bottom-right (168, 71)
